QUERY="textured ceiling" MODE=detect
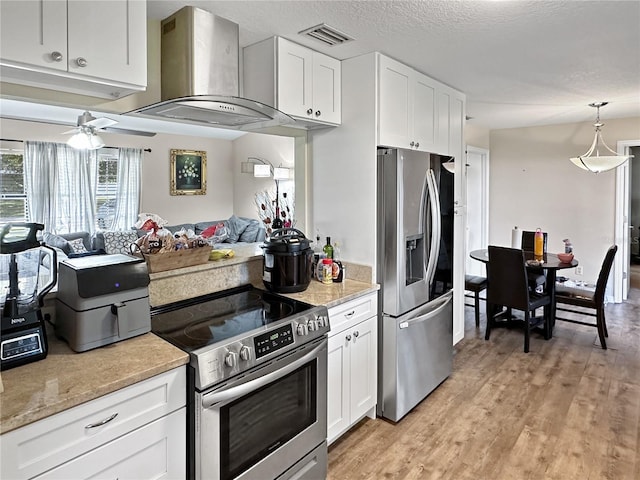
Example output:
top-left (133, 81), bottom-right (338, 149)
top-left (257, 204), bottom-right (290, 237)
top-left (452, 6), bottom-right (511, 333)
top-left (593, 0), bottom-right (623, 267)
top-left (148, 0), bottom-right (640, 130)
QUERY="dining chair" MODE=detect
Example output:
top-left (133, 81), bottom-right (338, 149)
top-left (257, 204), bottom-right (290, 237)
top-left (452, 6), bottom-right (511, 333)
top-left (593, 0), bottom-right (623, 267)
top-left (521, 230), bottom-right (548, 292)
top-left (555, 245), bottom-right (617, 349)
top-left (486, 246), bottom-right (552, 353)
top-left (465, 274), bottom-right (487, 327)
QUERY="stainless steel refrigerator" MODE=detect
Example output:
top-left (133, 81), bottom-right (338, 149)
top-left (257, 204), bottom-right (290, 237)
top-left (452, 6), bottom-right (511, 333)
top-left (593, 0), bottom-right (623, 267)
top-left (377, 147), bottom-right (454, 422)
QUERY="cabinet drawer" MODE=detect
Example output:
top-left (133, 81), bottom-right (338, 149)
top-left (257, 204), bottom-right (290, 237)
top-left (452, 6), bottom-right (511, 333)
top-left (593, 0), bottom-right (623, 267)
top-left (328, 293), bottom-right (378, 335)
top-left (34, 408), bottom-right (186, 480)
top-left (1, 367), bottom-right (186, 480)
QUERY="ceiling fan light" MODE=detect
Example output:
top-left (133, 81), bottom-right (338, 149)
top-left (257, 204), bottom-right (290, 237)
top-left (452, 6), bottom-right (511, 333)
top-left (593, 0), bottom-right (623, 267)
top-left (89, 133), bottom-right (105, 150)
top-left (442, 159), bottom-right (455, 174)
top-left (67, 131), bottom-right (92, 149)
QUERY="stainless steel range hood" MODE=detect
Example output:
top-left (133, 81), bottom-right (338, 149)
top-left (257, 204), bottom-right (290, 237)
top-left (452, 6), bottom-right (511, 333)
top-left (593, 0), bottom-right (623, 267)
top-left (127, 6), bottom-right (293, 130)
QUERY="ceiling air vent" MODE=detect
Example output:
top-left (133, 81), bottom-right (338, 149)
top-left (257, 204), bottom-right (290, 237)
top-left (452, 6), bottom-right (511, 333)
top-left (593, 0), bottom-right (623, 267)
top-left (298, 23), bottom-right (353, 46)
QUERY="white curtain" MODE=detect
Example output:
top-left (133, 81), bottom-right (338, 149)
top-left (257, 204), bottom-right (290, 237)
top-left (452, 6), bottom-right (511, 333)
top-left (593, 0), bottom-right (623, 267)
top-left (24, 142), bottom-right (142, 235)
top-left (25, 141), bottom-right (97, 234)
top-left (111, 147), bottom-right (143, 230)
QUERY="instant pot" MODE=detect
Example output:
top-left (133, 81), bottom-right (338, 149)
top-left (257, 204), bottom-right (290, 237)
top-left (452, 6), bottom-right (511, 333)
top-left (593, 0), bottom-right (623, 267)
top-left (262, 228), bottom-right (313, 293)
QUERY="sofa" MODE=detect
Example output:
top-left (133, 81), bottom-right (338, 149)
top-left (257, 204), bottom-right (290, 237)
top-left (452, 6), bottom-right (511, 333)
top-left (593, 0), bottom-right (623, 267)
top-left (42, 215), bottom-right (266, 262)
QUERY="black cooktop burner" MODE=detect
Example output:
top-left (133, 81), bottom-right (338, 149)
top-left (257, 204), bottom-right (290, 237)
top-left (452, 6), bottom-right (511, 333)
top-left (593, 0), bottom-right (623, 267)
top-left (150, 285), bottom-right (312, 352)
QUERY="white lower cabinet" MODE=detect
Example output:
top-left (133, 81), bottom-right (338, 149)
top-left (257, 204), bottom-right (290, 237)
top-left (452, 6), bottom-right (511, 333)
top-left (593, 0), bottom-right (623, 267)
top-left (1, 367), bottom-right (186, 480)
top-left (327, 293), bottom-right (378, 445)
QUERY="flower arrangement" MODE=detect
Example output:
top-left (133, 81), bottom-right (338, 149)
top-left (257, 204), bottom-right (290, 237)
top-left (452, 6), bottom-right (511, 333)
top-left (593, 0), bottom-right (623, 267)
top-left (255, 188), bottom-right (295, 236)
top-left (178, 158), bottom-right (199, 184)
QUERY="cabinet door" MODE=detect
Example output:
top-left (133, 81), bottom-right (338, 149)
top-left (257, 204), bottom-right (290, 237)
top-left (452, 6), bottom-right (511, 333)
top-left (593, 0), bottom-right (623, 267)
top-left (312, 51), bottom-right (341, 124)
top-left (413, 71), bottom-right (437, 152)
top-left (67, 0), bottom-right (146, 87)
top-left (34, 409), bottom-right (186, 480)
top-left (0, 0), bottom-right (67, 71)
top-left (327, 332), bottom-right (350, 444)
top-left (378, 55), bottom-right (413, 149)
top-left (349, 316), bottom-right (377, 421)
top-left (436, 88), bottom-right (452, 155)
top-left (277, 38), bottom-right (313, 118)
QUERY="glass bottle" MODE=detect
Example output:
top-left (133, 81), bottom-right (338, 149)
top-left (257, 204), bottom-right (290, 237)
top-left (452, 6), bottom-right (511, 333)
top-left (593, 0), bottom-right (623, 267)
top-left (323, 236), bottom-right (333, 259)
top-left (534, 228), bottom-right (544, 259)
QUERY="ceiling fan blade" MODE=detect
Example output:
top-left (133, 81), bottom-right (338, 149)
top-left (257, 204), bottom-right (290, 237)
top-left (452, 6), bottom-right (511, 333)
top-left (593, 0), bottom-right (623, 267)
top-left (86, 117), bottom-right (118, 129)
top-left (102, 127), bottom-right (157, 137)
top-left (62, 127), bottom-right (80, 135)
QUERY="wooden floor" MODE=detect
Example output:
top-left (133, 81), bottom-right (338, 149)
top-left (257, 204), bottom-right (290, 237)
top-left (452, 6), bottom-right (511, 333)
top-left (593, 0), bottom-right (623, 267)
top-left (327, 287), bottom-right (640, 480)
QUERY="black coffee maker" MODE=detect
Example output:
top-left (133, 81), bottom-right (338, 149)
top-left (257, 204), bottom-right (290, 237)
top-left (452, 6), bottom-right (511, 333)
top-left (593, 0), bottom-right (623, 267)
top-left (1, 223), bottom-right (57, 370)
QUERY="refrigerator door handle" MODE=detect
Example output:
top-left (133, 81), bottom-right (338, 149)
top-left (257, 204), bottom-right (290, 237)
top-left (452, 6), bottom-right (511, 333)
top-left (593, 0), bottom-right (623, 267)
top-left (425, 169), bottom-right (441, 286)
top-left (418, 169), bottom-right (429, 236)
top-left (399, 292), bottom-right (452, 329)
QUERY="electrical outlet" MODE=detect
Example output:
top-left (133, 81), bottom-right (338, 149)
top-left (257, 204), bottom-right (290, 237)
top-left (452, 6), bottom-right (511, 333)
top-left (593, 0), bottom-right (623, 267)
top-left (575, 266), bottom-right (583, 275)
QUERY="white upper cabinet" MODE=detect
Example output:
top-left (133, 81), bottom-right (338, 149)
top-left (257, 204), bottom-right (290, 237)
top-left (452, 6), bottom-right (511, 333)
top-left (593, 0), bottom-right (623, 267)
top-left (378, 54), bottom-right (464, 157)
top-left (378, 55), bottom-right (437, 152)
top-left (244, 36), bottom-right (341, 127)
top-left (0, 0), bottom-right (147, 99)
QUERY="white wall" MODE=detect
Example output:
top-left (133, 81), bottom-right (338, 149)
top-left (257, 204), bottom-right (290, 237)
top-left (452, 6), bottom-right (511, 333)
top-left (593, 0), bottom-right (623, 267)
top-left (232, 133), bottom-right (295, 222)
top-left (465, 124), bottom-right (490, 150)
top-left (489, 116), bottom-right (640, 282)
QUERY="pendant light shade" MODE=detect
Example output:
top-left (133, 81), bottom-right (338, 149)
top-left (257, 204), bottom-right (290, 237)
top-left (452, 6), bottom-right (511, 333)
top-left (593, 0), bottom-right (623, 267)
top-left (570, 102), bottom-right (633, 173)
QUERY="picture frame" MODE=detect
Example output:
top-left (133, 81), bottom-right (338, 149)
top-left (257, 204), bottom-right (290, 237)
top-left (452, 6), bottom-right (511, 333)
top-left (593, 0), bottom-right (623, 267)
top-left (170, 149), bottom-right (207, 195)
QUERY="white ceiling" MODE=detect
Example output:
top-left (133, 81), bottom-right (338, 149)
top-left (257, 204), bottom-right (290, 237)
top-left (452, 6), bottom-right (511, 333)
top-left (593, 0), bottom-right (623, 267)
top-left (2, 1), bottom-right (638, 137)
top-left (146, 0), bottom-right (640, 130)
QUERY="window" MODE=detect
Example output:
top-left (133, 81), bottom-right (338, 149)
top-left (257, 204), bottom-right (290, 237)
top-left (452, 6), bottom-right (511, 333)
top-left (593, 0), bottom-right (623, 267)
top-left (96, 149), bottom-right (119, 230)
top-left (3, 143), bottom-right (141, 234)
top-left (0, 149), bottom-right (28, 223)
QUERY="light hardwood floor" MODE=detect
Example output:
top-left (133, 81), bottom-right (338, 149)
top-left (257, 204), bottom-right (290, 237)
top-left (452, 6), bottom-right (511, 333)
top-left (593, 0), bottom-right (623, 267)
top-left (327, 287), bottom-right (640, 480)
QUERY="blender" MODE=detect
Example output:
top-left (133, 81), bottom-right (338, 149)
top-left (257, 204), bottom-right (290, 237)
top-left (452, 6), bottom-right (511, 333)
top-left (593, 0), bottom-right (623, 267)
top-left (1, 223), bottom-right (57, 370)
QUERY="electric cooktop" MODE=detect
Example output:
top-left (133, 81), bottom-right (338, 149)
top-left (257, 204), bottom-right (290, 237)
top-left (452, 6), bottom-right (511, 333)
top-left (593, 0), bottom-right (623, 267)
top-left (151, 284), bottom-right (330, 390)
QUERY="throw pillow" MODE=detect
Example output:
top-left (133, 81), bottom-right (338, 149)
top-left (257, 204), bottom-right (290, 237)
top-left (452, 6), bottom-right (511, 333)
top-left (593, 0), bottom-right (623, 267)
top-left (69, 237), bottom-right (88, 253)
top-left (43, 232), bottom-right (72, 255)
top-left (239, 219), bottom-right (261, 243)
top-left (103, 231), bottom-right (139, 254)
top-left (225, 215), bottom-right (250, 242)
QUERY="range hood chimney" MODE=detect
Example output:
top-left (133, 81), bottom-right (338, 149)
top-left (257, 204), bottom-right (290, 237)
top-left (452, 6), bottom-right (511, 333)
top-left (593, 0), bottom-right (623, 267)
top-left (127, 6), bottom-right (293, 130)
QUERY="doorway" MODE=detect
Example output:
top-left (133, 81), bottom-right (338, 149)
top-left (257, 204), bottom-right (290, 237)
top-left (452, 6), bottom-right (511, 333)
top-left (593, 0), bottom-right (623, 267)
top-left (614, 141), bottom-right (640, 302)
top-left (465, 146), bottom-right (490, 277)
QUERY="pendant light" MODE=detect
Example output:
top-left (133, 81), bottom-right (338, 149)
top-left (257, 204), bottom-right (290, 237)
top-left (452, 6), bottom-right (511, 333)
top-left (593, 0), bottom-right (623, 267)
top-left (570, 102), bottom-right (633, 173)
top-left (442, 157), bottom-right (455, 174)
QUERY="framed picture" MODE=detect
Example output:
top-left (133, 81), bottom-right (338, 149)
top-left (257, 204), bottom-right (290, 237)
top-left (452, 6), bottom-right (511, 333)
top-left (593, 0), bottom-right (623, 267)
top-left (170, 149), bottom-right (207, 195)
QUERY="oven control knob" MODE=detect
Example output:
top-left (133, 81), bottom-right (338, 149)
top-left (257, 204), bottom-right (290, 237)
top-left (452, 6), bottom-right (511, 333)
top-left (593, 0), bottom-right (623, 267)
top-left (296, 323), bottom-right (308, 336)
top-left (239, 345), bottom-right (251, 362)
top-left (307, 319), bottom-right (318, 331)
top-left (224, 351), bottom-right (237, 368)
top-left (317, 315), bottom-right (328, 328)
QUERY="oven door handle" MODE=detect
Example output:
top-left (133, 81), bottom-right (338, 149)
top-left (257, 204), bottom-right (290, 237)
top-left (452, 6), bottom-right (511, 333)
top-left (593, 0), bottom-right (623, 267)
top-left (202, 340), bottom-right (326, 408)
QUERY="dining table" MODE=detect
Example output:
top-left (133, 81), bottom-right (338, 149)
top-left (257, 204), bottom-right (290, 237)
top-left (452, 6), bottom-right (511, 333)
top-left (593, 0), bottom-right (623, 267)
top-left (469, 248), bottom-right (578, 337)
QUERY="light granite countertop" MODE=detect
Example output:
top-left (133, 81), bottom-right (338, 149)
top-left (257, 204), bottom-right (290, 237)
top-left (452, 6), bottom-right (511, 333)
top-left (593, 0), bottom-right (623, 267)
top-left (0, 331), bottom-right (188, 435)
top-left (279, 279), bottom-right (379, 308)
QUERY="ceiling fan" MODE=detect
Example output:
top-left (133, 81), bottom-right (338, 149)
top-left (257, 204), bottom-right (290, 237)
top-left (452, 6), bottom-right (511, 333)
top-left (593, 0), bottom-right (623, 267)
top-left (62, 111), bottom-right (155, 150)
top-left (62, 111), bottom-right (157, 137)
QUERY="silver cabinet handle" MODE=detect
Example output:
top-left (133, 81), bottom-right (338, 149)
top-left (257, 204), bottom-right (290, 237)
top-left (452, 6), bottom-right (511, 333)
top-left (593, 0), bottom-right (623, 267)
top-left (415, 142), bottom-right (420, 148)
top-left (315, 110), bottom-right (321, 117)
top-left (344, 310), bottom-right (355, 319)
top-left (345, 334), bottom-right (352, 341)
top-left (353, 331), bottom-right (359, 338)
top-left (410, 141), bottom-right (415, 147)
top-left (76, 57), bottom-right (88, 67)
top-left (85, 412), bottom-right (118, 429)
top-left (50, 51), bottom-right (63, 62)
top-left (306, 108), bottom-right (313, 115)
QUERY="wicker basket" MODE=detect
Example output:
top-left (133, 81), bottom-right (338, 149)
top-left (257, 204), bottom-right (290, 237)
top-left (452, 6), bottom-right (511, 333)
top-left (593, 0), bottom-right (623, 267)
top-left (140, 246), bottom-right (211, 273)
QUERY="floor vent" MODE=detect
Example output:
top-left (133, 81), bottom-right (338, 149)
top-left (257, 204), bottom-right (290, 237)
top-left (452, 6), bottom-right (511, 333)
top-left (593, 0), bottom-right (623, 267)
top-left (298, 23), bottom-right (353, 46)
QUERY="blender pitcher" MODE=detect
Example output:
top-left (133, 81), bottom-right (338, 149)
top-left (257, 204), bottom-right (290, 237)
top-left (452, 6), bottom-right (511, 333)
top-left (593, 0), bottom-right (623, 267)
top-left (1, 223), bottom-right (57, 370)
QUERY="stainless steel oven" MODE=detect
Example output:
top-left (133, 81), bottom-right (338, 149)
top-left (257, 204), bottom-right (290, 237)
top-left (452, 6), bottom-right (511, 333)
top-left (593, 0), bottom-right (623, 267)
top-left (151, 285), bottom-right (330, 480)
top-left (197, 336), bottom-right (327, 480)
